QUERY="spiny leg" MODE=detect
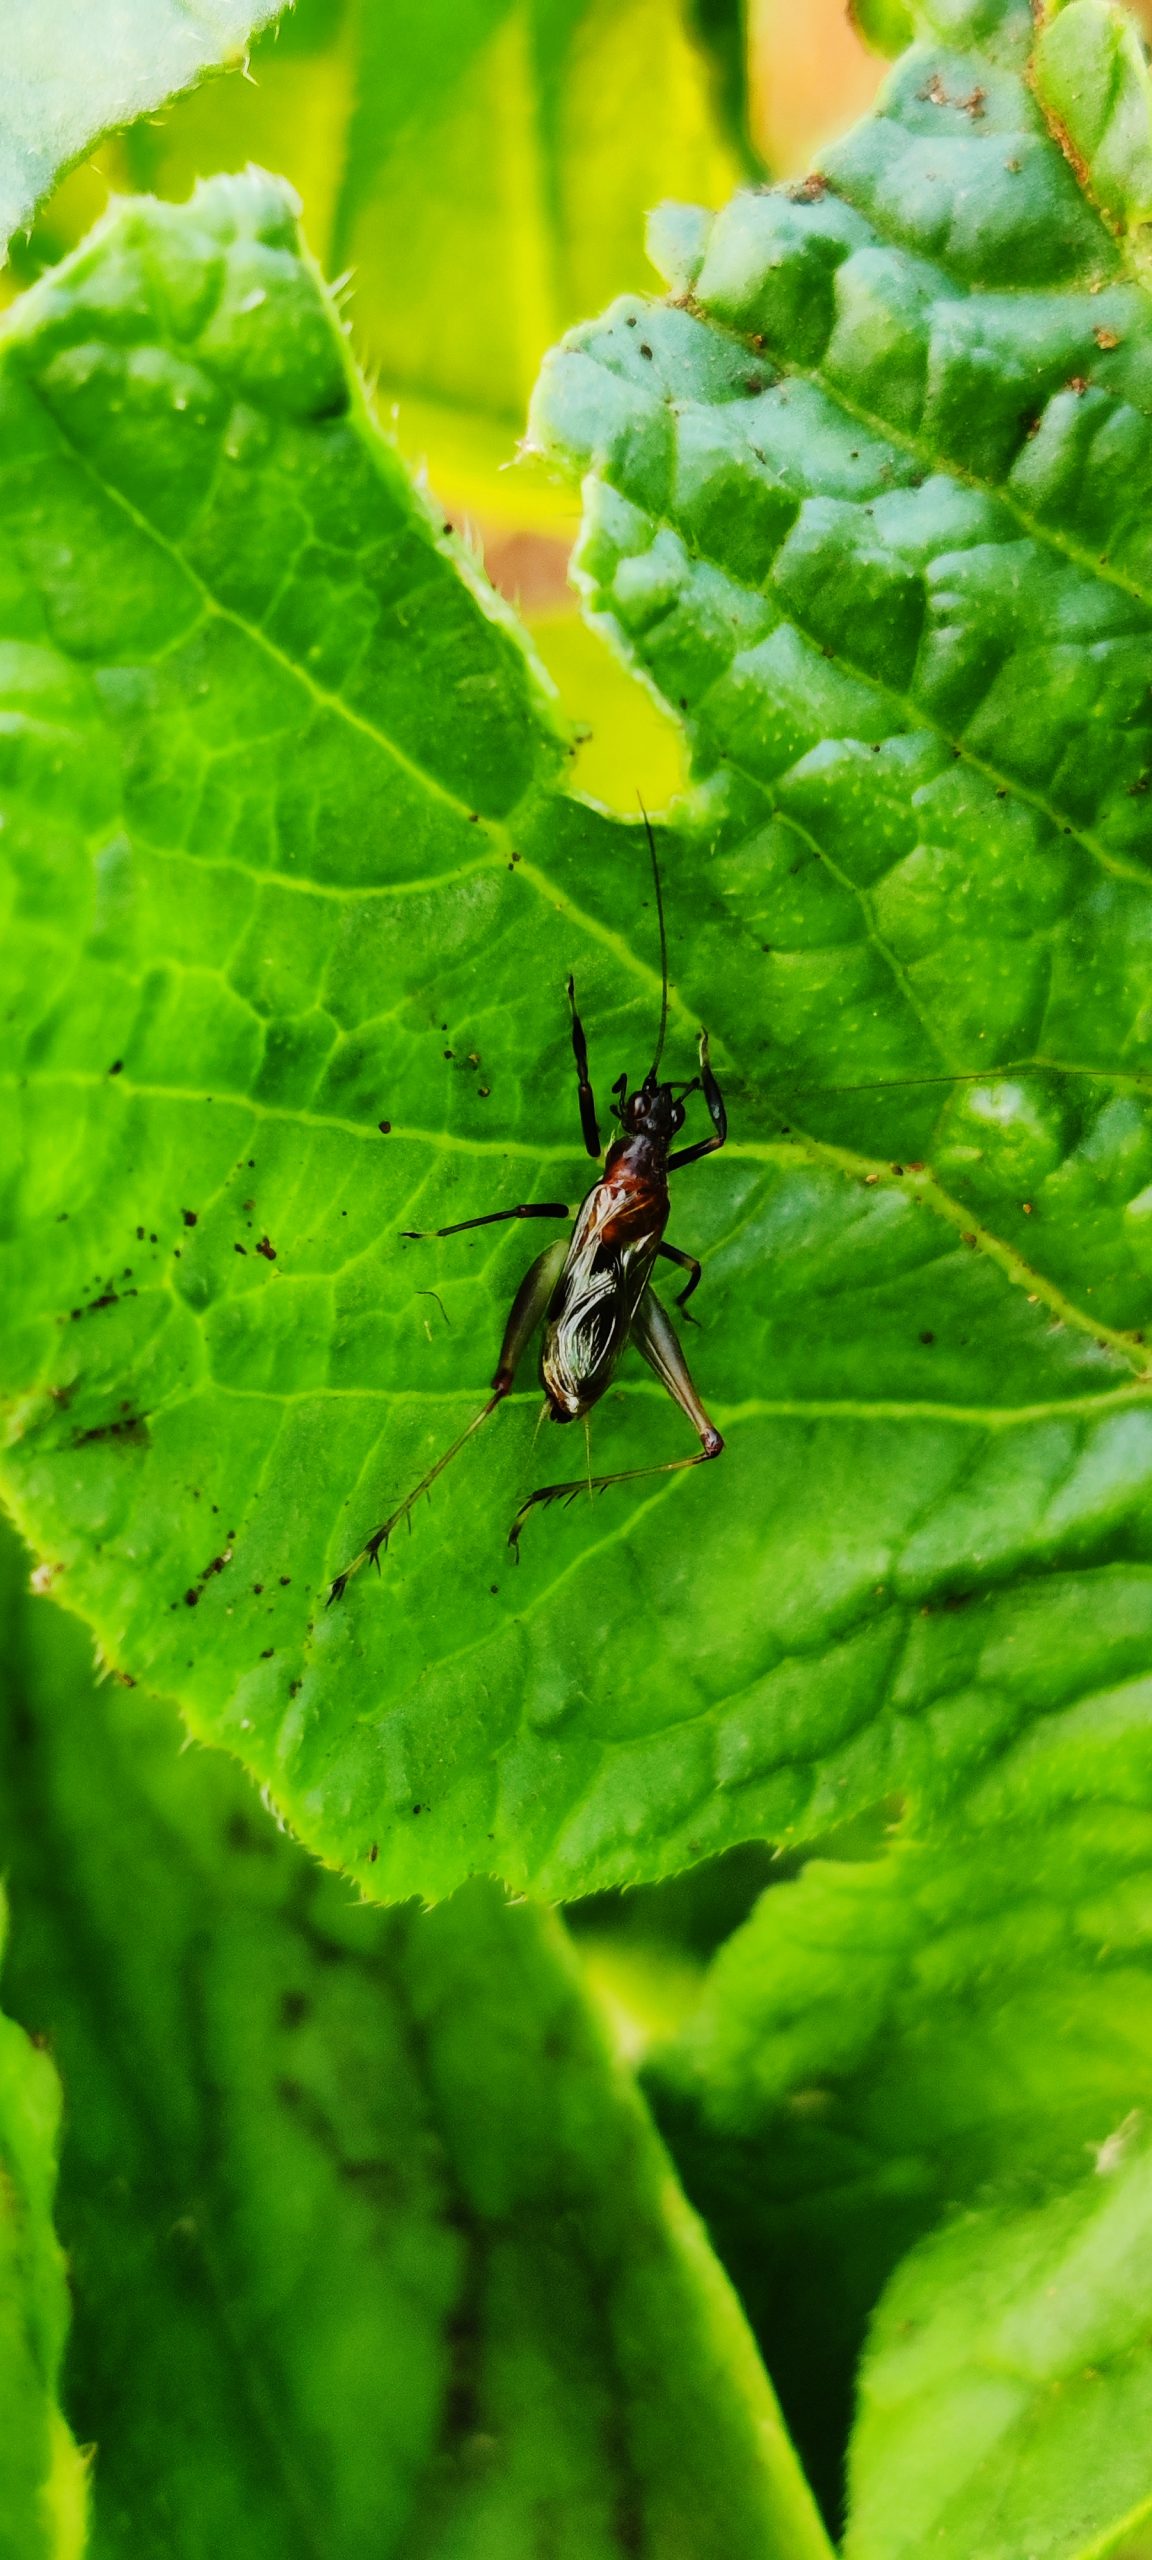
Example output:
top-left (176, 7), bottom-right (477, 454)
top-left (328, 1240), bottom-right (568, 1601)
top-left (667, 1030), bottom-right (727, 1172)
top-left (508, 1283), bottom-right (723, 1552)
top-left (401, 1200), bottom-right (569, 1240)
top-left (567, 976), bottom-right (601, 1159)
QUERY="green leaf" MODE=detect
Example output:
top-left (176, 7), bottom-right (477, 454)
top-left (1032, 0), bottom-right (1152, 234)
top-left (0, 1524), bottom-right (831, 2560)
top-left (844, 2132), bottom-right (1152, 2559)
top-left (646, 1777), bottom-right (1152, 2508)
top-left (1, 0), bottom-right (286, 260)
top-left (61, 0), bottom-right (751, 528)
top-left (0, 1891), bottom-right (85, 2560)
top-left (849, 0), bottom-right (917, 60)
top-left (12, 62), bottom-right (1152, 1905)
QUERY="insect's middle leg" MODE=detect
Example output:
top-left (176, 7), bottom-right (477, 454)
top-left (657, 1240), bottom-right (703, 1317)
top-left (508, 1284), bottom-right (723, 1552)
top-left (401, 1201), bottom-right (570, 1240)
top-left (327, 1240), bottom-right (567, 1602)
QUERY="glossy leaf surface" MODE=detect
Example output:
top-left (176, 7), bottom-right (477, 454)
top-left (845, 2135), bottom-right (1152, 2559)
top-left (1, 0), bottom-right (285, 257)
top-left (0, 1525), bottom-right (829, 2560)
top-left (8, 6), bottom-right (1152, 1903)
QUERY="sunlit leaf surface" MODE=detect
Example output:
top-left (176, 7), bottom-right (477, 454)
top-left (8, 0), bottom-right (1152, 1901)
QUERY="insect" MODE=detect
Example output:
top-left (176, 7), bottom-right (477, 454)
top-left (327, 816), bottom-right (726, 1602)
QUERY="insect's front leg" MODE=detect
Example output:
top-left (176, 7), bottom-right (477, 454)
top-left (566, 976), bottom-right (602, 1159)
top-left (327, 1240), bottom-right (567, 1602)
top-left (667, 1031), bottom-right (726, 1172)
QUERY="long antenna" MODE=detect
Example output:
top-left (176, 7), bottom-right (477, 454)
top-left (638, 797), bottom-right (669, 1080)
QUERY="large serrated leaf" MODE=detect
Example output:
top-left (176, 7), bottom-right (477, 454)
top-left (9, 34), bottom-right (1152, 1903)
top-left (0, 1522), bottom-right (830, 2560)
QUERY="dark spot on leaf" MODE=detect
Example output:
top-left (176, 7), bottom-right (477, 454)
top-left (379, 1120), bottom-right (391, 1134)
top-left (639, 342), bottom-right (653, 358)
top-left (368, 1843), bottom-right (379, 1862)
top-left (280, 1990), bottom-right (309, 2029)
top-left (182, 1209), bottom-right (197, 1227)
top-left (74, 1414), bottom-right (148, 1448)
top-left (253, 1584), bottom-right (263, 1595)
top-left (234, 1242), bottom-right (246, 1255)
top-left (108, 1059), bottom-right (123, 1075)
top-left (920, 1331), bottom-right (935, 1345)
top-left (260, 1647), bottom-right (274, 1660)
top-left (184, 1589), bottom-right (199, 1608)
top-left (255, 1235), bottom-right (276, 1260)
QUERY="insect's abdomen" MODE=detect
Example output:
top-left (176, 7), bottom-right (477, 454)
top-left (540, 1155), bottom-right (666, 1421)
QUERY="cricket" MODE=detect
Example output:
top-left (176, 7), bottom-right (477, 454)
top-left (327, 816), bottom-right (726, 1602)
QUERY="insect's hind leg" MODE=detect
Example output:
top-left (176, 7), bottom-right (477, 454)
top-left (327, 1240), bottom-right (567, 1602)
top-left (508, 1285), bottom-right (722, 1553)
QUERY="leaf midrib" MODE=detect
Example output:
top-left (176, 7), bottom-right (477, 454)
top-left (7, 1066), bottom-right (1143, 1370)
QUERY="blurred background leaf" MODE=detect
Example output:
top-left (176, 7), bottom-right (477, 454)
top-left (0, 0), bottom-right (286, 258)
top-left (1, 0), bottom-right (894, 815)
top-left (0, 1890), bottom-right (85, 2560)
top-left (0, 1521), bottom-right (832, 2560)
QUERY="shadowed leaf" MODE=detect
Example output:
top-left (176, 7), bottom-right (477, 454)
top-left (0, 1524), bottom-right (830, 2560)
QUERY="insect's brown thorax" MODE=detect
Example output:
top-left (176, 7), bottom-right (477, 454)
top-left (598, 1133), bottom-right (669, 1243)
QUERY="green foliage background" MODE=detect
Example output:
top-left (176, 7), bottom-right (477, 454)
top-left (5, 0), bottom-right (1152, 2551)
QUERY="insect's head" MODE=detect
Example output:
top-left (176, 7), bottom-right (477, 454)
top-left (612, 1069), bottom-right (688, 1140)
